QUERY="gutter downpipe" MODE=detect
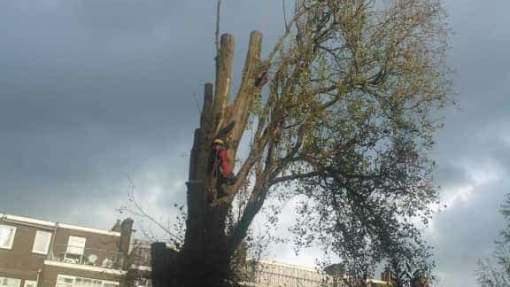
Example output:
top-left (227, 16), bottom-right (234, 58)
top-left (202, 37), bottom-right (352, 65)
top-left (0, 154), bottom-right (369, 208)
top-left (47, 222), bottom-right (59, 261)
top-left (36, 269), bottom-right (42, 287)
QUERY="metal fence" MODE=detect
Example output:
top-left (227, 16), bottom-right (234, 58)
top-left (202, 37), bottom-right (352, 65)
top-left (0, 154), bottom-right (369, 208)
top-left (48, 244), bottom-right (124, 269)
top-left (243, 261), bottom-right (328, 287)
top-left (241, 261), bottom-right (393, 287)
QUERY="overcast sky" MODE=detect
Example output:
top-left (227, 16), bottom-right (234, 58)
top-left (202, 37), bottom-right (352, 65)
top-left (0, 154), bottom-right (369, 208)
top-left (1, 0), bottom-right (509, 286)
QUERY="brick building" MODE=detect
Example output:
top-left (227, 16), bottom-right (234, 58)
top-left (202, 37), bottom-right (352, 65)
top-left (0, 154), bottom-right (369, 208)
top-left (0, 213), bottom-right (134, 287)
top-left (0, 212), bottom-right (394, 287)
top-left (125, 239), bottom-right (151, 287)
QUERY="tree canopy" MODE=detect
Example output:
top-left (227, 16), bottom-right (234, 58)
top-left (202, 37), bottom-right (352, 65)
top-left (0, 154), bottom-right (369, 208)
top-left (477, 194), bottom-right (510, 287)
top-left (152, 0), bottom-right (451, 286)
top-left (225, 0), bottom-right (448, 273)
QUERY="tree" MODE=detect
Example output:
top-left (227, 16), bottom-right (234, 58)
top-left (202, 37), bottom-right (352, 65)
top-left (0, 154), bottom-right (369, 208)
top-left (381, 238), bottom-right (435, 287)
top-left (155, 0), bottom-right (450, 286)
top-left (476, 195), bottom-right (510, 287)
top-left (477, 254), bottom-right (510, 287)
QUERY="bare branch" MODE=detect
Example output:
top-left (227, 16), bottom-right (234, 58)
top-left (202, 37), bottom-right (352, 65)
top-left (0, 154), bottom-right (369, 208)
top-left (265, 3), bottom-right (311, 64)
top-left (122, 178), bottom-right (183, 246)
top-left (270, 171), bottom-right (320, 185)
top-left (215, 0), bottom-right (222, 53)
top-left (282, 0), bottom-right (289, 33)
top-left (213, 33), bottom-right (235, 134)
top-left (229, 31), bottom-right (263, 154)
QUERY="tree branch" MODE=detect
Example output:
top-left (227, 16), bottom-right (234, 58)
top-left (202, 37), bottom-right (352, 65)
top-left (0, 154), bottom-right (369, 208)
top-left (265, 3), bottom-right (311, 64)
top-left (229, 31), bottom-right (263, 154)
top-left (270, 171), bottom-right (320, 185)
top-left (215, 0), bottom-right (222, 53)
top-left (282, 0), bottom-right (289, 33)
top-left (213, 34), bottom-right (235, 134)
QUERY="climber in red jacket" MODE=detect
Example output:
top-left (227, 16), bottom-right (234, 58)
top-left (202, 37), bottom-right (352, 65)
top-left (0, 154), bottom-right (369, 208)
top-left (210, 138), bottom-right (236, 185)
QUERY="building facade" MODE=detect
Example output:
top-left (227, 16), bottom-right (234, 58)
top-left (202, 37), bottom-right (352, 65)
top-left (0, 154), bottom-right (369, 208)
top-left (125, 239), bottom-right (151, 287)
top-left (128, 240), bottom-right (393, 287)
top-left (0, 213), bottom-right (133, 287)
top-left (243, 260), bottom-right (392, 287)
top-left (1, 212), bottom-right (394, 287)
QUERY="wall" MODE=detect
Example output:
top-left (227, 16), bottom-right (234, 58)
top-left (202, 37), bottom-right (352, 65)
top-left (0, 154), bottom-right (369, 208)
top-left (0, 221), bottom-right (53, 281)
top-left (39, 265), bottom-right (123, 287)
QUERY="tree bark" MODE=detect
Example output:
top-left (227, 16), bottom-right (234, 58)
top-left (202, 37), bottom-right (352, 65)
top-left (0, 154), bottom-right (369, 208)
top-left (151, 32), bottom-right (264, 287)
top-left (178, 33), bottom-right (235, 287)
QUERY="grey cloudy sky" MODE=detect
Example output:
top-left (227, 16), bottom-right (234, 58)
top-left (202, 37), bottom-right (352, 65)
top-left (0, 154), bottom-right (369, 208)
top-left (1, 0), bottom-right (509, 286)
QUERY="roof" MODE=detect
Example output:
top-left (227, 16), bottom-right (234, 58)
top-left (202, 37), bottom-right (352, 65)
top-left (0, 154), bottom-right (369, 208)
top-left (0, 212), bottom-right (121, 237)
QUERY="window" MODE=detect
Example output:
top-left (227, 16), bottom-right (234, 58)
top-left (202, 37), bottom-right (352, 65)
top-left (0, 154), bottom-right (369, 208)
top-left (134, 279), bottom-right (152, 287)
top-left (0, 277), bottom-right (21, 287)
top-left (66, 236), bottom-right (86, 255)
top-left (23, 281), bottom-right (36, 287)
top-left (0, 225), bottom-right (16, 249)
top-left (74, 278), bottom-right (101, 287)
top-left (32, 231), bottom-right (52, 255)
top-left (56, 276), bottom-right (118, 287)
top-left (56, 276), bottom-right (74, 287)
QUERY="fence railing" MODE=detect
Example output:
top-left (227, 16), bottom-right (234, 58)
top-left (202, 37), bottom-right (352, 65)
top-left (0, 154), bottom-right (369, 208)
top-left (48, 244), bottom-right (125, 270)
top-left (241, 261), bottom-right (393, 287)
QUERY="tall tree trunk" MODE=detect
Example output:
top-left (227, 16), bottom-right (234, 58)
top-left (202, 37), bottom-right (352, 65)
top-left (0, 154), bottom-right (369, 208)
top-left (152, 32), bottom-right (263, 287)
top-left (178, 33), bottom-right (235, 287)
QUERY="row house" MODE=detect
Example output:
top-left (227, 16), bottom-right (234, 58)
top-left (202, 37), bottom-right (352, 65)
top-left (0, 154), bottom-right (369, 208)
top-left (0, 213), bottom-right (134, 287)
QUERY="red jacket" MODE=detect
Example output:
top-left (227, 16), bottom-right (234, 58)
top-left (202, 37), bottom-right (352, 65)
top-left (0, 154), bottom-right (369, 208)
top-left (212, 144), bottom-right (233, 177)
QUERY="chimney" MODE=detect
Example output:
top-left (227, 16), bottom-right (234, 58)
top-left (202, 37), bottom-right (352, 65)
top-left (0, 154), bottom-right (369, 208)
top-left (111, 219), bottom-right (122, 232)
top-left (119, 218), bottom-right (134, 255)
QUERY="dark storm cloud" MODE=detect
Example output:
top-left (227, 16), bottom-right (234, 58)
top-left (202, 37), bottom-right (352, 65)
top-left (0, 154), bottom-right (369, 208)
top-left (0, 0), bottom-right (285, 228)
top-left (426, 0), bottom-right (510, 285)
top-left (0, 0), bottom-right (219, 226)
top-left (1, 1), bottom-right (509, 286)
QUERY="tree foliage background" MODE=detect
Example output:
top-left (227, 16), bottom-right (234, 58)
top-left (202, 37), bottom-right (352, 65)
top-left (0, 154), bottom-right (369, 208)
top-left (127, 0), bottom-right (451, 285)
top-left (476, 194), bottom-right (510, 287)
top-left (224, 0), bottom-right (450, 279)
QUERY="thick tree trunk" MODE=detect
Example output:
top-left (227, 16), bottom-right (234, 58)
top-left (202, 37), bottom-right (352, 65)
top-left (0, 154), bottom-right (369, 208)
top-left (152, 32), bottom-right (263, 287)
top-left (177, 34), bottom-right (236, 287)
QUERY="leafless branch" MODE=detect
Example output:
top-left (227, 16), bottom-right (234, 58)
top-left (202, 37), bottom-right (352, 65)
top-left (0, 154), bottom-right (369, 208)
top-left (270, 171), bottom-right (320, 185)
top-left (282, 0), bottom-right (289, 33)
top-left (215, 0), bottom-right (223, 54)
top-left (265, 3), bottom-right (311, 64)
top-left (122, 177), bottom-right (183, 246)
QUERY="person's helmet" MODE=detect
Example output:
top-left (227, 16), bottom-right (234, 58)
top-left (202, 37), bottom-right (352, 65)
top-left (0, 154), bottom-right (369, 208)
top-left (213, 139), bottom-right (225, 145)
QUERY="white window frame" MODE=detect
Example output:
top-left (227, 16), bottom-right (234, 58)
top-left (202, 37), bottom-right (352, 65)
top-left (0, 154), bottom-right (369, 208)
top-left (66, 236), bottom-right (86, 255)
top-left (0, 277), bottom-right (22, 287)
top-left (32, 230), bottom-right (52, 255)
top-left (74, 277), bottom-right (102, 287)
top-left (0, 225), bottom-right (16, 250)
top-left (23, 281), bottom-right (37, 287)
top-left (55, 275), bottom-right (119, 287)
top-left (101, 282), bottom-right (119, 287)
top-left (56, 275), bottom-right (75, 287)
